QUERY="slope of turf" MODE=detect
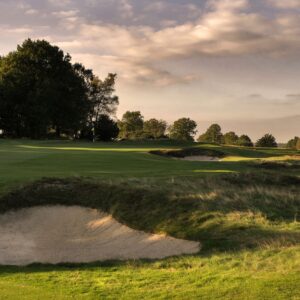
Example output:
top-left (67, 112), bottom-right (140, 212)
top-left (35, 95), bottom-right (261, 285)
top-left (0, 139), bottom-right (299, 195)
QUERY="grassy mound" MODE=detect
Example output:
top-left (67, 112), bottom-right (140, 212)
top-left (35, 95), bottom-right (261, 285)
top-left (149, 147), bottom-right (226, 158)
top-left (1, 173), bottom-right (299, 253)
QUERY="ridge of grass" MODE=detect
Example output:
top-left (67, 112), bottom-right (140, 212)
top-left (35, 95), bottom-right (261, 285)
top-left (1, 172), bottom-right (299, 253)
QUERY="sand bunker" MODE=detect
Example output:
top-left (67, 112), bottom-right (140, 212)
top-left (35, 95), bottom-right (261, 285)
top-left (0, 206), bottom-right (200, 266)
top-left (178, 156), bottom-right (220, 161)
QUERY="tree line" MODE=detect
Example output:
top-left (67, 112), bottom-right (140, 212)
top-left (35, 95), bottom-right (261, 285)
top-left (0, 39), bottom-right (298, 149)
top-left (116, 112), bottom-right (295, 148)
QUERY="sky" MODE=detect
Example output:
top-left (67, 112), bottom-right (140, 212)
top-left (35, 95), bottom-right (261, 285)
top-left (0, 0), bottom-right (300, 141)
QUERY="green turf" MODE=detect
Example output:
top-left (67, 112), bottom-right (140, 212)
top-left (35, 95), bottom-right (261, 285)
top-left (0, 139), bottom-right (299, 299)
top-left (0, 139), bottom-right (299, 195)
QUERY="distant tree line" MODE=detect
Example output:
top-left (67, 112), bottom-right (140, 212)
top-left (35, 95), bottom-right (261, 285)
top-left (116, 111), bottom-right (294, 148)
top-left (0, 39), bottom-right (298, 148)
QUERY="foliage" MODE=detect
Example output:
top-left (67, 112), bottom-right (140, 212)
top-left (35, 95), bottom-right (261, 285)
top-left (287, 136), bottom-right (299, 149)
top-left (256, 134), bottom-right (278, 148)
top-left (223, 131), bottom-right (239, 145)
top-left (94, 114), bottom-right (119, 141)
top-left (118, 111), bottom-right (144, 139)
top-left (236, 134), bottom-right (253, 147)
top-left (74, 64), bottom-right (118, 130)
top-left (198, 124), bottom-right (223, 144)
top-left (0, 39), bottom-right (119, 139)
top-left (0, 39), bottom-right (88, 138)
top-left (143, 118), bottom-right (167, 139)
top-left (169, 118), bottom-right (197, 141)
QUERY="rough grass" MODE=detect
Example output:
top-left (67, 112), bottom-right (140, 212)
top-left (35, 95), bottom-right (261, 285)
top-left (149, 147), bottom-right (226, 158)
top-left (1, 173), bottom-right (299, 252)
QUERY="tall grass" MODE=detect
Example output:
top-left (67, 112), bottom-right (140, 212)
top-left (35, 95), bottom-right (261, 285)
top-left (1, 172), bottom-right (299, 253)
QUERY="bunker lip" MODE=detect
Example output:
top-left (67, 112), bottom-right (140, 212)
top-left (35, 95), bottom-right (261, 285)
top-left (0, 205), bottom-right (200, 266)
top-left (177, 155), bottom-right (220, 161)
top-left (149, 147), bottom-right (225, 161)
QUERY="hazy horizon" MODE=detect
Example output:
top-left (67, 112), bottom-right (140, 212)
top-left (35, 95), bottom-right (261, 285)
top-left (1, 0), bottom-right (299, 141)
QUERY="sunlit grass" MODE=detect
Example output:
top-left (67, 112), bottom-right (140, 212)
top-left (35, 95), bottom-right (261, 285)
top-left (19, 145), bottom-right (170, 152)
top-left (222, 155), bottom-right (300, 162)
top-left (193, 169), bottom-right (236, 173)
top-left (0, 246), bottom-right (299, 299)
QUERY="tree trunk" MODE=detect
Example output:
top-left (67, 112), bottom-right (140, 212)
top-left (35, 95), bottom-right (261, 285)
top-left (56, 126), bottom-right (61, 138)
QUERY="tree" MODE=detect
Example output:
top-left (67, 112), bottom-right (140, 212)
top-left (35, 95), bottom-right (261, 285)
top-left (118, 111), bottom-right (144, 139)
top-left (143, 119), bottom-right (167, 139)
top-left (94, 114), bottom-right (119, 141)
top-left (198, 124), bottom-right (223, 144)
top-left (256, 134), bottom-right (278, 148)
top-left (0, 39), bottom-right (89, 138)
top-left (169, 118), bottom-right (197, 141)
top-left (237, 135), bottom-right (253, 147)
top-left (223, 131), bottom-right (239, 145)
top-left (287, 136), bottom-right (299, 149)
top-left (0, 39), bottom-right (119, 139)
top-left (74, 64), bottom-right (119, 126)
top-left (296, 138), bottom-right (300, 150)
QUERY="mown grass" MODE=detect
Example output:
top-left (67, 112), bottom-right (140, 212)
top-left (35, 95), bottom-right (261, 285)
top-left (0, 139), bottom-right (299, 195)
top-left (0, 139), bottom-right (299, 299)
top-left (0, 247), bottom-right (299, 300)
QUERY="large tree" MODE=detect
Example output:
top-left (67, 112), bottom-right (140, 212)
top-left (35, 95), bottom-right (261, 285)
top-left (297, 138), bottom-right (300, 150)
top-left (223, 131), bottom-right (239, 145)
top-left (94, 114), bottom-right (119, 141)
top-left (287, 136), bottom-right (299, 149)
top-left (0, 39), bottom-right (89, 138)
top-left (0, 39), bottom-right (119, 139)
top-left (118, 111), bottom-right (144, 139)
top-left (143, 118), bottom-right (167, 139)
top-left (256, 134), bottom-right (278, 148)
top-left (169, 118), bottom-right (197, 141)
top-left (236, 135), bottom-right (253, 147)
top-left (74, 64), bottom-right (119, 132)
top-left (198, 124), bottom-right (223, 144)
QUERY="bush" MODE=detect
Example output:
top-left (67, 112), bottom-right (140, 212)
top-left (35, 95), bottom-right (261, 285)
top-left (256, 134), bottom-right (278, 148)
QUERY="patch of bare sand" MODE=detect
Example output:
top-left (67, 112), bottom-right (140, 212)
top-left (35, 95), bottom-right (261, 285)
top-left (178, 156), bottom-right (220, 161)
top-left (0, 206), bottom-right (200, 266)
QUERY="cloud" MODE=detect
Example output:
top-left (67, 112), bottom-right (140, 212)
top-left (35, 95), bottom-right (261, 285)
top-left (60, 0), bottom-right (300, 59)
top-left (144, 2), bottom-right (166, 12)
top-left (208, 0), bottom-right (249, 11)
top-left (286, 94), bottom-right (300, 104)
top-left (46, 0), bottom-right (300, 85)
top-left (48, 0), bottom-right (71, 7)
top-left (52, 10), bottom-right (79, 18)
top-left (4, 0), bottom-right (300, 87)
top-left (244, 94), bottom-right (300, 106)
top-left (68, 52), bottom-right (198, 87)
top-left (25, 9), bottom-right (39, 15)
top-left (0, 26), bottom-right (33, 35)
top-left (269, 0), bottom-right (300, 9)
top-left (119, 0), bottom-right (134, 18)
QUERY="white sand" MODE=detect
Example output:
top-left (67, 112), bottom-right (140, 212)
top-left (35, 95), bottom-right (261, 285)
top-left (178, 156), bottom-right (220, 161)
top-left (0, 206), bottom-right (200, 266)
